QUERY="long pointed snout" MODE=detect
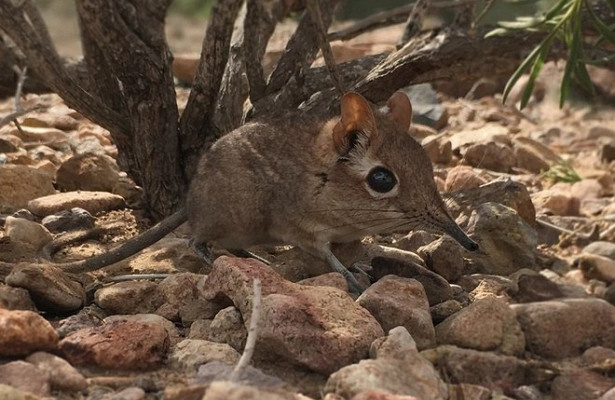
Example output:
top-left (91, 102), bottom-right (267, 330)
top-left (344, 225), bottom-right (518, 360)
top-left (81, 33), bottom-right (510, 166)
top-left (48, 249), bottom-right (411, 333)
top-left (442, 220), bottom-right (479, 251)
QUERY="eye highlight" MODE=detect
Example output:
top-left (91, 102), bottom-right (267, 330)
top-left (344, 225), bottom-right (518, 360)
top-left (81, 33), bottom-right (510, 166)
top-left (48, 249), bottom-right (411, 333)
top-left (367, 167), bottom-right (397, 193)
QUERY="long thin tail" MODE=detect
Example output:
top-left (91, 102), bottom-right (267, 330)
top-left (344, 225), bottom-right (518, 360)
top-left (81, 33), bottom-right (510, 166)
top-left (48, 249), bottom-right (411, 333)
top-left (61, 208), bottom-right (188, 273)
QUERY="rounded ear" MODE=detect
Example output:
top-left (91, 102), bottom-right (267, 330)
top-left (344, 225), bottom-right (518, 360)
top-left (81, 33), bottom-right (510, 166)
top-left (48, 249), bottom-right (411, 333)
top-left (333, 92), bottom-right (376, 154)
top-left (386, 91), bottom-right (412, 131)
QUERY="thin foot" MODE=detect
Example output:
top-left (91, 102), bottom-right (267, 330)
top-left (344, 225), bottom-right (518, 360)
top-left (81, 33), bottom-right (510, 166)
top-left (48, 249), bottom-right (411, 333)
top-left (229, 249), bottom-right (271, 265)
top-left (323, 247), bottom-right (366, 294)
top-left (190, 239), bottom-right (214, 265)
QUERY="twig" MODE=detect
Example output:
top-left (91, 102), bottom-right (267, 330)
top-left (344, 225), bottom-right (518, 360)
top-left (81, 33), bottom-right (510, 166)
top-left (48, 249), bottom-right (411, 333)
top-left (104, 274), bottom-right (171, 283)
top-left (398, 0), bottom-right (430, 47)
top-left (327, 0), bottom-right (479, 42)
top-left (306, 0), bottom-right (345, 95)
top-left (243, 0), bottom-right (292, 103)
top-left (230, 278), bottom-right (262, 382)
top-left (0, 66), bottom-right (46, 129)
top-left (14, 66), bottom-right (27, 112)
top-left (0, 105), bottom-right (44, 129)
top-left (473, 0), bottom-right (495, 27)
top-left (266, 0), bottom-right (343, 95)
top-left (178, 0), bottom-right (243, 178)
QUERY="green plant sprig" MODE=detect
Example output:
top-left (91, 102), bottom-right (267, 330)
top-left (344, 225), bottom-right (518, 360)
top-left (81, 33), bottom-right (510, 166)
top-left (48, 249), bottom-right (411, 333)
top-left (487, 0), bottom-right (615, 109)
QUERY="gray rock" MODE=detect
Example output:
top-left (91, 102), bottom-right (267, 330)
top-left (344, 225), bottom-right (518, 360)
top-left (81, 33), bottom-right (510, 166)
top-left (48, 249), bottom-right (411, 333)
top-left (0, 283), bottom-right (37, 311)
top-left (188, 319), bottom-right (212, 339)
top-left (422, 345), bottom-right (530, 388)
top-left (41, 207), bottom-right (95, 232)
top-left (0, 384), bottom-right (45, 400)
top-left (325, 327), bottom-right (447, 400)
top-left (430, 299), bottom-right (463, 324)
top-left (195, 360), bottom-right (286, 388)
top-left (6, 263), bottom-right (85, 312)
top-left (208, 307), bottom-right (247, 352)
top-left (467, 203), bottom-right (538, 275)
top-left (418, 236), bottom-right (465, 282)
top-left (169, 339), bottom-right (240, 372)
top-left (0, 308), bottom-right (58, 357)
top-left (105, 387), bottom-right (146, 400)
top-left (435, 297), bottom-right (525, 356)
top-left (26, 351), bottom-right (87, 391)
top-left (511, 271), bottom-right (564, 303)
top-left (357, 275), bottom-right (436, 350)
top-left (462, 141), bottom-right (516, 173)
top-left (371, 256), bottom-right (453, 305)
top-left (0, 361), bottom-right (50, 397)
top-left (577, 253), bottom-right (615, 284)
top-left (56, 153), bottom-right (121, 192)
top-left (27, 191), bottom-right (126, 217)
top-left (551, 369), bottom-right (615, 400)
top-left (0, 165), bottom-right (55, 213)
top-left (512, 298), bottom-right (615, 358)
top-left (156, 272), bottom-right (219, 324)
top-left (5, 216), bottom-right (52, 248)
top-left (95, 281), bottom-right (164, 315)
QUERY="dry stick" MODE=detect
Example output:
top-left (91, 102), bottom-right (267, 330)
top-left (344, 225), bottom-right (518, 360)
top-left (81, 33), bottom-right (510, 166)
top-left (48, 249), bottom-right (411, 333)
top-left (472, 0), bottom-right (496, 27)
top-left (398, 0), bottom-right (431, 47)
top-left (0, 1), bottom-right (129, 136)
top-left (328, 0), bottom-right (479, 42)
top-left (230, 278), bottom-right (262, 383)
top-left (266, 0), bottom-right (343, 96)
top-left (0, 66), bottom-right (45, 129)
top-left (243, 0), bottom-right (292, 103)
top-left (306, 0), bottom-right (345, 96)
top-left (179, 0), bottom-right (243, 176)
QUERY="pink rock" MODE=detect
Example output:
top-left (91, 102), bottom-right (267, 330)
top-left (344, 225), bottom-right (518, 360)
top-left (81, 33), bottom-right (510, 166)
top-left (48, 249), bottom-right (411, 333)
top-left (531, 188), bottom-right (580, 216)
top-left (357, 276), bottom-right (435, 350)
top-left (202, 256), bottom-right (384, 374)
top-left (0, 309), bottom-right (58, 357)
top-left (27, 191), bottom-right (125, 216)
top-left (444, 166), bottom-right (487, 192)
top-left (0, 361), bottom-right (50, 397)
top-left (435, 297), bottom-right (525, 356)
top-left (59, 319), bottom-right (169, 370)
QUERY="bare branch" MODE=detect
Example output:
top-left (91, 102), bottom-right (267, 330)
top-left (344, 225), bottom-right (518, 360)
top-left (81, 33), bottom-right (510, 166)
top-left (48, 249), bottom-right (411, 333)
top-left (244, 0), bottom-right (293, 103)
top-left (76, 0), bottom-right (185, 218)
top-left (251, 53), bottom-right (385, 118)
top-left (230, 278), bottom-right (262, 382)
top-left (14, 66), bottom-right (27, 112)
top-left (265, 0), bottom-right (344, 95)
top-left (0, 66), bottom-right (46, 129)
top-left (179, 0), bottom-right (243, 180)
top-left (0, 0), bottom-right (129, 136)
top-left (398, 0), bottom-right (430, 47)
top-left (328, 0), bottom-right (478, 42)
top-left (211, 4), bottom-right (249, 136)
top-left (306, 0), bottom-right (345, 95)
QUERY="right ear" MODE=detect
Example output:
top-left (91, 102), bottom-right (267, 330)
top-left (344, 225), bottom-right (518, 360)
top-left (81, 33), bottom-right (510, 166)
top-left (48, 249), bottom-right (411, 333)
top-left (332, 92), bottom-right (377, 155)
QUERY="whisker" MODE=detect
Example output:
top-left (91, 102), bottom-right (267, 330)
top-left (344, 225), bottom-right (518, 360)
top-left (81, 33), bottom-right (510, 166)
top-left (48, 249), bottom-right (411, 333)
top-left (312, 212), bottom-right (426, 234)
top-left (304, 207), bottom-right (407, 214)
top-left (329, 218), bottom-right (414, 242)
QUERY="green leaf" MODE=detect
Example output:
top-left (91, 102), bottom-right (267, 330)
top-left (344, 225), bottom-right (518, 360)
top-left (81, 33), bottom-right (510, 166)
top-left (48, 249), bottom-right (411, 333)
top-left (502, 44), bottom-right (543, 105)
top-left (520, 40), bottom-right (551, 108)
top-left (485, 27), bottom-right (510, 38)
top-left (586, 1), bottom-right (615, 44)
top-left (544, 0), bottom-right (573, 21)
top-left (499, 17), bottom-right (544, 29)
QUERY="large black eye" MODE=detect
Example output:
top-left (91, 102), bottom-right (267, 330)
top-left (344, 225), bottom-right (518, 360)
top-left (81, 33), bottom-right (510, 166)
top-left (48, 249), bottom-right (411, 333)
top-left (367, 167), bottom-right (397, 193)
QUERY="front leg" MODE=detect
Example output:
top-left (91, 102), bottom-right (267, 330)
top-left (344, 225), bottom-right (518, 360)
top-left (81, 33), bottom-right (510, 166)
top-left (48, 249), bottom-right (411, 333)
top-left (319, 243), bottom-right (366, 294)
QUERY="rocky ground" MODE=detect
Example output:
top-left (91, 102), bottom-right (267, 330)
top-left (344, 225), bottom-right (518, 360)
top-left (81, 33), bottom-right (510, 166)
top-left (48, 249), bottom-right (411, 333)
top-left (1, 20), bottom-right (615, 400)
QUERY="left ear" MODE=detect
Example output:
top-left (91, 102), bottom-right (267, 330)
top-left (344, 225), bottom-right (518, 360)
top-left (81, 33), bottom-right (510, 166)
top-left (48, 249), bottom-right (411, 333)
top-left (386, 91), bottom-right (412, 131)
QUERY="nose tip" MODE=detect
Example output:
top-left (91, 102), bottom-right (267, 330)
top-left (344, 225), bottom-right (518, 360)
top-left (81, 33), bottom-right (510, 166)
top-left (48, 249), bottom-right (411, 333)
top-left (441, 220), bottom-right (479, 251)
top-left (464, 239), bottom-right (479, 252)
